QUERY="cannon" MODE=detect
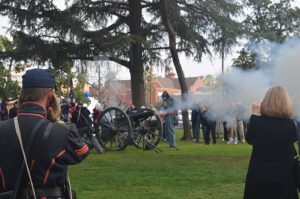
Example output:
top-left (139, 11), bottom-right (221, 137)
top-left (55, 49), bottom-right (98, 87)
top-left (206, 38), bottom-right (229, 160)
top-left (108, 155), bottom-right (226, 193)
top-left (95, 107), bottom-right (132, 151)
top-left (129, 108), bottom-right (163, 151)
top-left (95, 107), bottom-right (163, 152)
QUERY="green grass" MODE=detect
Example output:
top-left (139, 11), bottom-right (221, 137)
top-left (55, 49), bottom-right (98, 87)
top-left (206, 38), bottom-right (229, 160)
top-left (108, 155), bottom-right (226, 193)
top-left (69, 130), bottom-right (251, 199)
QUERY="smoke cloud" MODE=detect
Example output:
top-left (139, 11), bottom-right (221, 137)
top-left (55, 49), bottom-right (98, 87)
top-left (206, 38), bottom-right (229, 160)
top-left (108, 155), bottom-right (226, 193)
top-left (171, 38), bottom-right (300, 125)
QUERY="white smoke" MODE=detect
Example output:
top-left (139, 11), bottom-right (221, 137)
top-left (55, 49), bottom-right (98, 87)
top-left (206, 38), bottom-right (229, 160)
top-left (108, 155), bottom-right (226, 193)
top-left (271, 39), bottom-right (300, 119)
top-left (169, 38), bottom-right (300, 125)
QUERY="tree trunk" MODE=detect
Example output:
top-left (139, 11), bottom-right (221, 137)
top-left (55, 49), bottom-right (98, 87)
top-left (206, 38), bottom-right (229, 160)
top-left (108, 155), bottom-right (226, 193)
top-left (128, 0), bottom-right (146, 108)
top-left (160, 0), bottom-right (192, 140)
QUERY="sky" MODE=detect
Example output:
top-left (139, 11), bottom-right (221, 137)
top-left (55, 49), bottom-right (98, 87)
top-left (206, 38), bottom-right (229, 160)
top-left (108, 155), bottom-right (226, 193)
top-left (1, 0), bottom-right (300, 80)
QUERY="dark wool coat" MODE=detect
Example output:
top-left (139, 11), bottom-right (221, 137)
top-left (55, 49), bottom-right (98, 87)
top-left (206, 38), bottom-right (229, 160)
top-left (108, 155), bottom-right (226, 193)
top-left (244, 115), bottom-right (298, 199)
top-left (0, 103), bottom-right (89, 192)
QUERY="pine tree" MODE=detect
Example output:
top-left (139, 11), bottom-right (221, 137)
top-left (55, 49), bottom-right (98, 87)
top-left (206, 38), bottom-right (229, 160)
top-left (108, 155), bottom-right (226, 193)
top-left (0, 0), bottom-right (244, 137)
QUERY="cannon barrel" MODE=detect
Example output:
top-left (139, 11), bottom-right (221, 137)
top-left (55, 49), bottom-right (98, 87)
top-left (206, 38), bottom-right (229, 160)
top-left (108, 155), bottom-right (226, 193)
top-left (128, 109), bottom-right (154, 121)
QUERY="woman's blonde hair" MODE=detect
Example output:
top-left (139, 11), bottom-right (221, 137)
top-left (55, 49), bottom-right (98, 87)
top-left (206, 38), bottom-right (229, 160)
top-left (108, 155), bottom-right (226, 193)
top-left (261, 86), bottom-right (293, 119)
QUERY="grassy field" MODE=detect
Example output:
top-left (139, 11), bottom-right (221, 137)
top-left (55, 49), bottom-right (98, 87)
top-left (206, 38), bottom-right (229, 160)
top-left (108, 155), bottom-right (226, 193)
top-left (69, 131), bottom-right (251, 199)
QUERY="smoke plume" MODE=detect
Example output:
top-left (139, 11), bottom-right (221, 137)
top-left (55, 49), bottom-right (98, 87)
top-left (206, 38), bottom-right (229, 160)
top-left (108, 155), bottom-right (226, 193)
top-left (171, 38), bottom-right (300, 125)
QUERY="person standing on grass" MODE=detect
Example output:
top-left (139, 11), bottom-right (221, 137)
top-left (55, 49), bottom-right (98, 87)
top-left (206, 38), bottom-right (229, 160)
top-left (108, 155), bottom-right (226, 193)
top-left (159, 97), bottom-right (177, 147)
top-left (244, 86), bottom-right (298, 199)
top-left (236, 102), bottom-right (246, 143)
top-left (227, 120), bottom-right (238, 144)
top-left (191, 104), bottom-right (202, 143)
top-left (200, 105), bottom-right (217, 145)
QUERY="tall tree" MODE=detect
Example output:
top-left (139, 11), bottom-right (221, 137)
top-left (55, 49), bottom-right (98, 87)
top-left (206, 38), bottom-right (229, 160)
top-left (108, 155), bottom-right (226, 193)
top-left (245, 0), bottom-right (300, 43)
top-left (232, 48), bottom-right (257, 70)
top-left (0, 35), bottom-right (21, 99)
top-left (0, 0), bottom-right (243, 137)
top-left (0, 0), bottom-right (161, 107)
top-left (233, 0), bottom-right (300, 70)
top-left (159, 0), bottom-right (243, 139)
top-left (211, 16), bottom-right (243, 73)
top-left (160, 0), bottom-right (191, 140)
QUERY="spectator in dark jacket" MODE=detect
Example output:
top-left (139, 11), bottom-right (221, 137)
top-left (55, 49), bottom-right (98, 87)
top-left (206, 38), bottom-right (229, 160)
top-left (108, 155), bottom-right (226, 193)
top-left (71, 103), bottom-right (92, 128)
top-left (244, 86), bottom-right (298, 199)
top-left (191, 104), bottom-right (202, 143)
top-left (200, 105), bottom-right (217, 145)
top-left (0, 69), bottom-right (89, 198)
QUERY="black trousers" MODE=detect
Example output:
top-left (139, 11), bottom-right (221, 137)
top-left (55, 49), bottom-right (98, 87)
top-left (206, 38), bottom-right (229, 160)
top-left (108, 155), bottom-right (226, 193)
top-left (223, 122), bottom-right (228, 141)
top-left (204, 122), bottom-right (217, 144)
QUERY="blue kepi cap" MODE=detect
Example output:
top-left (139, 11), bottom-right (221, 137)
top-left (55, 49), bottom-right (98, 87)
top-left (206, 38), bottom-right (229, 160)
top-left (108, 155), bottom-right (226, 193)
top-left (22, 69), bottom-right (56, 88)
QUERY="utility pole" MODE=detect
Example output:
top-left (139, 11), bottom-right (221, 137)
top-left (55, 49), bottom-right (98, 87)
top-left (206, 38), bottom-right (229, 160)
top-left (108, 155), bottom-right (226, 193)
top-left (149, 63), bottom-right (153, 105)
top-left (97, 65), bottom-right (101, 101)
top-left (70, 78), bottom-right (74, 103)
top-left (221, 41), bottom-right (225, 97)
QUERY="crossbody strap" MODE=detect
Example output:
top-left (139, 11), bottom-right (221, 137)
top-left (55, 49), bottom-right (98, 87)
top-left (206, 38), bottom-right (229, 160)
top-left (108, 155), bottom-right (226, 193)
top-left (11, 118), bottom-right (47, 199)
top-left (13, 117), bottom-right (46, 199)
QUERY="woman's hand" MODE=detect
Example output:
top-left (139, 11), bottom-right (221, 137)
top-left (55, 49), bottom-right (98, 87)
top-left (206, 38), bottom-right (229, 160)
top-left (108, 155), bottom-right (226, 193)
top-left (252, 101), bottom-right (261, 116)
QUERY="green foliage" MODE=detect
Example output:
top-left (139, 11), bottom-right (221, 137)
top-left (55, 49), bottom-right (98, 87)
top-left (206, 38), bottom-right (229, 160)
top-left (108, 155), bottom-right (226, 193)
top-left (0, 36), bottom-right (21, 99)
top-left (0, 65), bottom-right (20, 99)
top-left (231, 0), bottom-right (300, 70)
top-left (244, 0), bottom-right (300, 43)
top-left (232, 48), bottom-right (257, 70)
top-left (0, 65), bottom-right (7, 98)
top-left (49, 61), bottom-right (73, 97)
top-left (208, 1), bottom-right (244, 57)
top-left (203, 75), bottom-right (219, 90)
top-left (1, 79), bottom-right (20, 99)
top-left (0, 0), bottom-right (245, 66)
top-left (0, 0), bottom-right (245, 106)
top-left (48, 60), bottom-right (90, 103)
top-left (74, 72), bottom-right (90, 104)
top-left (159, 0), bottom-right (244, 61)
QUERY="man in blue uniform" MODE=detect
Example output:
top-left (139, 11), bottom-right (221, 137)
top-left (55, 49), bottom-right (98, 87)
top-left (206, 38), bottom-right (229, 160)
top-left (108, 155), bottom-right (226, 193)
top-left (159, 97), bottom-right (177, 147)
top-left (191, 104), bottom-right (202, 143)
top-left (0, 69), bottom-right (89, 198)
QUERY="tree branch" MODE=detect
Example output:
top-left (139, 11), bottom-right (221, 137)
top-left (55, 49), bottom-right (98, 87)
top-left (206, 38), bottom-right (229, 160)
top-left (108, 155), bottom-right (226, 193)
top-left (148, 46), bottom-right (170, 50)
top-left (108, 57), bottom-right (131, 69)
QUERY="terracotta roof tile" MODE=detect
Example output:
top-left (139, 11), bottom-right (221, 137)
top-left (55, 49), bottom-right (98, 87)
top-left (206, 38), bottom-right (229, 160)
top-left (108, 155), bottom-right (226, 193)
top-left (156, 77), bottom-right (200, 90)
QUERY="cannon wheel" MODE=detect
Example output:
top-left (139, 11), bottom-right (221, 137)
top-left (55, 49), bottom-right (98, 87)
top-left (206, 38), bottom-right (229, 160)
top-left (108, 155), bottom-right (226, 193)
top-left (96, 107), bottom-right (132, 151)
top-left (131, 108), bottom-right (163, 150)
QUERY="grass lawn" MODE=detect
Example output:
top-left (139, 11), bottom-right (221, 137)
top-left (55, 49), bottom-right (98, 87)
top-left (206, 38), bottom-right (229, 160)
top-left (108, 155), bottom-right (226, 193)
top-left (69, 130), bottom-right (251, 199)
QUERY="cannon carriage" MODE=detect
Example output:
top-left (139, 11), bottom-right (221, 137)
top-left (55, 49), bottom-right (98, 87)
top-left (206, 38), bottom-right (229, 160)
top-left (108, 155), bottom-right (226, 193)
top-left (95, 107), bottom-right (163, 152)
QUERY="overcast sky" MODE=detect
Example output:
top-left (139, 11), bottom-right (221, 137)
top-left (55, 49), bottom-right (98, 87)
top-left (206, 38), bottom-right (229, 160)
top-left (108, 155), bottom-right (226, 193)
top-left (1, 0), bottom-right (300, 80)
